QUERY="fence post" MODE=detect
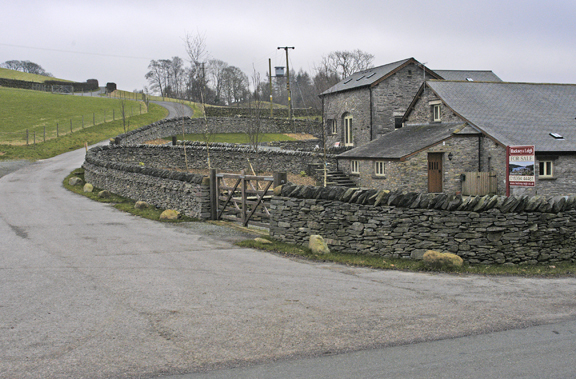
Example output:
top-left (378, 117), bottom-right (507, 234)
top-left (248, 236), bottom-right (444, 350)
top-left (70, 119), bottom-right (73, 133)
top-left (273, 172), bottom-right (287, 188)
top-left (26, 129), bottom-right (28, 145)
top-left (113, 109), bottom-right (115, 121)
top-left (241, 170), bottom-right (247, 225)
top-left (93, 113), bottom-right (95, 126)
top-left (210, 169), bottom-right (218, 220)
top-left (57, 123), bottom-right (59, 137)
top-left (43, 126), bottom-right (46, 143)
top-left (33, 131), bottom-right (36, 148)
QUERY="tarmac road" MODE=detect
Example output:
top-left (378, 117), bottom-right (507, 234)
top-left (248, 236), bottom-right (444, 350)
top-left (0, 145), bottom-right (575, 378)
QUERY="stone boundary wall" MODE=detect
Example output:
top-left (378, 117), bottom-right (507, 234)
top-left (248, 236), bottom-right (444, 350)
top-left (83, 146), bottom-right (211, 219)
top-left (206, 107), bottom-right (321, 118)
top-left (89, 143), bottom-right (336, 178)
top-left (0, 78), bottom-right (98, 92)
top-left (113, 117), bottom-right (322, 145)
top-left (269, 184), bottom-right (576, 265)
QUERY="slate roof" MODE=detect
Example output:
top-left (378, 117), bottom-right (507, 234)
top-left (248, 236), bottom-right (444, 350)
top-left (433, 70), bottom-right (502, 82)
top-left (320, 58), bottom-right (437, 96)
top-left (337, 122), bottom-right (469, 159)
top-left (426, 81), bottom-right (576, 152)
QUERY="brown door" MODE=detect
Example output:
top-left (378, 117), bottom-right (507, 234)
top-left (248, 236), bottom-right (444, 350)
top-left (428, 153), bottom-right (443, 193)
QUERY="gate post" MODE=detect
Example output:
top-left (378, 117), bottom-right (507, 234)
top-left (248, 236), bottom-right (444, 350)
top-left (210, 169), bottom-right (217, 220)
top-left (273, 172), bottom-right (287, 188)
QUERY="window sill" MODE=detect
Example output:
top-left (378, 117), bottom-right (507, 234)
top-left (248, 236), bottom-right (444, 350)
top-left (538, 177), bottom-right (556, 181)
top-left (372, 175), bottom-right (386, 179)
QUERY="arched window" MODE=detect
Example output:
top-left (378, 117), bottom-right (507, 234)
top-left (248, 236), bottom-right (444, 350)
top-left (343, 113), bottom-right (353, 146)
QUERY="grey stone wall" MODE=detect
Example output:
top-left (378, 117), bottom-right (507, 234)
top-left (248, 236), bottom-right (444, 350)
top-left (83, 146), bottom-right (211, 219)
top-left (114, 117), bottom-right (322, 145)
top-left (270, 184), bottom-right (576, 265)
top-left (338, 134), bottom-right (480, 193)
top-left (323, 87), bottom-right (372, 148)
top-left (371, 63), bottom-right (432, 137)
top-left (206, 107), bottom-right (320, 118)
top-left (93, 143), bottom-right (336, 179)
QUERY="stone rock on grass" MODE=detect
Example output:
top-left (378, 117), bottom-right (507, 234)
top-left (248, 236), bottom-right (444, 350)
top-left (83, 183), bottom-right (94, 193)
top-left (69, 177), bottom-right (83, 186)
top-left (160, 209), bottom-right (180, 220)
top-left (135, 201), bottom-right (149, 209)
top-left (309, 235), bottom-right (330, 255)
top-left (254, 237), bottom-right (272, 244)
top-left (423, 250), bottom-right (463, 269)
top-left (98, 190), bottom-right (111, 198)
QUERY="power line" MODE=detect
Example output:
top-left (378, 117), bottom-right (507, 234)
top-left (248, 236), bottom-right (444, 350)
top-left (0, 43), bottom-right (152, 60)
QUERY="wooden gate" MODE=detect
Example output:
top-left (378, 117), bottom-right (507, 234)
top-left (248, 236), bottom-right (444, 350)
top-left (213, 170), bottom-right (274, 227)
top-left (461, 171), bottom-right (497, 196)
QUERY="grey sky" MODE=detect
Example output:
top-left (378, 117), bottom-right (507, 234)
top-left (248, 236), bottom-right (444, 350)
top-left (2, 0), bottom-right (575, 91)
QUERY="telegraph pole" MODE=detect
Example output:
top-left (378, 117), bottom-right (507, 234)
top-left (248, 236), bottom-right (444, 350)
top-left (277, 46), bottom-right (294, 124)
top-left (269, 59), bottom-right (273, 117)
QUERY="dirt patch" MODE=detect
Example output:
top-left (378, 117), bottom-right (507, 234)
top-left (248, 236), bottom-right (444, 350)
top-left (144, 139), bottom-right (170, 145)
top-left (284, 133), bottom-right (317, 141)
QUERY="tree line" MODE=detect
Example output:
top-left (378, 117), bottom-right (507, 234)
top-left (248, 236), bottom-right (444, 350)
top-left (1, 60), bottom-right (53, 77)
top-left (144, 33), bottom-right (375, 111)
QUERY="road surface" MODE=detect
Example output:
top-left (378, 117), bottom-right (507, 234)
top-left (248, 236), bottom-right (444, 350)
top-left (0, 147), bottom-right (575, 378)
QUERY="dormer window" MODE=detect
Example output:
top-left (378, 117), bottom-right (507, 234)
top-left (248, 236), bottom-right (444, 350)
top-left (433, 104), bottom-right (441, 121)
top-left (429, 100), bottom-right (442, 122)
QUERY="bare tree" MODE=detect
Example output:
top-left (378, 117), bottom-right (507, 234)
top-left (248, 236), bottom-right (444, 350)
top-left (1, 60), bottom-right (53, 76)
top-left (145, 59), bottom-right (171, 97)
top-left (221, 66), bottom-right (249, 105)
top-left (319, 50), bottom-right (374, 79)
top-left (183, 31), bottom-right (209, 102)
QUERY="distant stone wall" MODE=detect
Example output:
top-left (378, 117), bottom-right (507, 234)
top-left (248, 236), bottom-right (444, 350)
top-left (83, 145), bottom-right (211, 219)
top-left (206, 107), bottom-right (320, 118)
top-left (91, 142), bottom-right (336, 178)
top-left (270, 184), bottom-right (576, 265)
top-left (0, 78), bottom-right (98, 92)
top-left (113, 117), bottom-right (322, 145)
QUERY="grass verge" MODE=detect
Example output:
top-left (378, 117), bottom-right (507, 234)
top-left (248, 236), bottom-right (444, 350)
top-left (237, 236), bottom-right (576, 278)
top-left (177, 133), bottom-right (298, 144)
top-left (63, 168), bottom-right (197, 222)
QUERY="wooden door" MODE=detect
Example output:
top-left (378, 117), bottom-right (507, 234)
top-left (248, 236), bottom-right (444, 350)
top-left (428, 153), bottom-right (443, 193)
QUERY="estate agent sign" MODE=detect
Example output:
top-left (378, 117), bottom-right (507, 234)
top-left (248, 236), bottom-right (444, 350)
top-left (506, 145), bottom-right (535, 195)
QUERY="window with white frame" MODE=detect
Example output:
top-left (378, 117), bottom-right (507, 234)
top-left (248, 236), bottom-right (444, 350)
top-left (539, 160), bottom-right (554, 178)
top-left (374, 161), bottom-right (385, 176)
top-left (433, 104), bottom-right (441, 122)
top-left (351, 160), bottom-right (359, 174)
top-left (344, 114), bottom-right (353, 146)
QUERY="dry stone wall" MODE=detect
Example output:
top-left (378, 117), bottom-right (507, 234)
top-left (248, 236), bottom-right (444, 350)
top-left (270, 184), bottom-right (576, 265)
top-left (113, 117), bottom-right (322, 145)
top-left (83, 145), bottom-right (211, 219)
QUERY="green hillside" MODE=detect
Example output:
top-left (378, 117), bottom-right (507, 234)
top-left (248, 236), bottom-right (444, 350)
top-left (0, 67), bottom-right (73, 83)
top-left (0, 87), bottom-right (168, 160)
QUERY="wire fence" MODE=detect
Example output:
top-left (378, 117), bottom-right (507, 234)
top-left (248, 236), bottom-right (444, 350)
top-left (0, 102), bottom-right (148, 146)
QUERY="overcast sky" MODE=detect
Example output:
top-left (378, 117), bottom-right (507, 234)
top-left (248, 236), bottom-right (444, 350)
top-left (2, 0), bottom-right (576, 91)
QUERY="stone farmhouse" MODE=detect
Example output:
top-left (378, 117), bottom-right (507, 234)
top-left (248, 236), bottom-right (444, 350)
top-left (336, 80), bottom-right (576, 197)
top-left (319, 57), bottom-right (501, 149)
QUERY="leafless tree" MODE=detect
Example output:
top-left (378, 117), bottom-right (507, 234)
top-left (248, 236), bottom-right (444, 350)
top-left (221, 66), bottom-right (249, 105)
top-left (1, 60), bottom-right (53, 76)
top-left (319, 49), bottom-right (375, 79)
top-left (145, 59), bottom-right (171, 97)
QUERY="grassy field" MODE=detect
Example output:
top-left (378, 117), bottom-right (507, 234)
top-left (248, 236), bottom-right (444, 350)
top-left (0, 87), bottom-right (149, 145)
top-left (0, 67), bottom-right (73, 83)
top-left (111, 90), bottom-right (204, 117)
top-left (0, 102), bottom-right (167, 160)
top-left (176, 132), bottom-right (297, 143)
